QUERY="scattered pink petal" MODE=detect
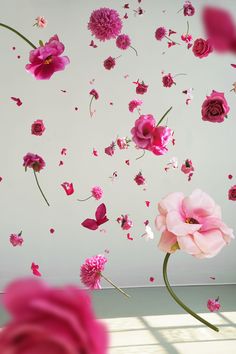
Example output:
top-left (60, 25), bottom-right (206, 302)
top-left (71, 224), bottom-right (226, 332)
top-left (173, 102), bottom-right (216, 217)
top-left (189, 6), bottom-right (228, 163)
top-left (59, 160), bottom-right (64, 166)
top-left (168, 41), bottom-right (176, 48)
top-left (127, 233), bottom-right (133, 240)
top-left (124, 13), bottom-right (128, 19)
top-left (144, 220), bottom-right (149, 226)
top-left (145, 201), bottom-right (150, 207)
top-left (12, 46), bottom-right (16, 50)
top-left (181, 159), bottom-right (194, 174)
top-left (105, 142), bottom-right (116, 156)
top-left (61, 148), bottom-right (67, 156)
top-left (104, 249), bottom-right (110, 253)
top-left (60, 89), bottom-right (67, 93)
top-left (207, 297), bottom-right (221, 312)
top-left (49, 228), bottom-right (55, 234)
top-left (188, 172), bottom-right (194, 181)
top-left (81, 203), bottom-right (109, 231)
top-left (134, 172), bottom-right (145, 185)
top-left (125, 160), bottom-right (130, 165)
top-left (31, 262), bottom-right (42, 277)
top-left (89, 40), bottom-right (97, 48)
top-left (75, 107), bottom-right (79, 111)
top-left (99, 229), bottom-right (107, 233)
top-left (149, 277), bottom-right (155, 282)
top-left (228, 174), bottom-right (233, 179)
top-left (124, 3), bottom-right (129, 9)
top-left (109, 171), bottom-right (118, 182)
top-left (0, 177), bottom-right (3, 182)
top-left (172, 138), bottom-right (176, 145)
top-left (61, 182), bottom-right (74, 196)
top-left (11, 97), bottom-right (22, 106)
top-left (93, 148), bottom-right (99, 157)
top-left (89, 78), bottom-right (95, 85)
top-left (168, 29), bottom-right (177, 36)
top-left (134, 7), bottom-right (145, 16)
top-left (231, 64), bottom-right (236, 68)
top-left (187, 43), bottom-right (193, 49)
top-left (17, 55), bottom-right (21, 59)
top-left (228, 185), bottom-right (236, 201)
top-left (109, 102), bottom-right (113, 105)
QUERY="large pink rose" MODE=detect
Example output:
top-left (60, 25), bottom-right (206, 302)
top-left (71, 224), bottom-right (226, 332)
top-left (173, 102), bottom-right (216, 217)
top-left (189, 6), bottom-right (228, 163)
top-left (201, 90), bottom-right (230, 123)
top-left (0, 278), bottom-right (108, 354)
top-left (131, 114), bottom-right (155, 149)
top-left (155, 189), bottom-right (234, 258)
top-left (192, 38), bottom-right (213, 58)
top-left (149, 126), bottom-right (173, 155)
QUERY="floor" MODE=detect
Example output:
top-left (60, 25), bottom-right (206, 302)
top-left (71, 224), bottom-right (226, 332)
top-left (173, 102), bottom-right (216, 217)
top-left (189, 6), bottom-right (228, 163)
top-left (0, 285), bottom-right (236, 353)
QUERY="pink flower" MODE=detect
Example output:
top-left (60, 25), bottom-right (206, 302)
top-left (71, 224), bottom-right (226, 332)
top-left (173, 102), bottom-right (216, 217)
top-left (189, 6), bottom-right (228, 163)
top-left (34, 16), bottom-right (47, 28)
top-left (131, 114), bottom-right (155, 149)
top-left (134, 172), bottom-right (145, 185)
top-left (201, 90), bottom-right (230, 123)
top-left (103, 56), bottom-right (116, 70)
top-left (155, 27), bottom-right (167, 41)
top-left (134, 81), bottom-right (148, 95)
top-left (89, 89), bottom-right (99, 99)
top-left (117, 137), bottom-right (130, 149)
top-left (116, 34), bottom-right (131, 49)
top-left (0, 277), bottom-right (108, 353)
top-left (162, 74), bottom-right (175, 88)
top-left (31, 262), bottom-right (41, 276)
top-left (91, 186), bottom-right (103, 200)
top-left (23, 152), bottom-right (45, 172)
top-left (192, 38), bottom-right (213, 58)
top-left (61, 182), bottom-right (74, 195)
top-left (88, 7), bottom-right (122, 41)
top-left (31, 119), bottom-right (45, 136)
top-left (10, 232), bottom-right (24, 247)
top-left (181, 159), bottom-right (194, 174)
top-left (117, 215), bottom-right (133, 230)
top-left (228, 185), bottom-right (236, 201)
top-left (25, 35), bottom-right (70, 80)
top-left (183, 1), bottom-right (195, 16)
top-left (149, 126), bottom-right (173, 155)
top-left (155, 189), bottom-right (234, 258)
top-left (181, 34), bottom-right (193, 43)
top-left (207, 297), bottom-right (221, 312)
top-left (105, 142), bottom-right (115, 156)
top-left (80, 255), bottom-right (107, 289)
top-left (128, 99), bottom-right (143, 112)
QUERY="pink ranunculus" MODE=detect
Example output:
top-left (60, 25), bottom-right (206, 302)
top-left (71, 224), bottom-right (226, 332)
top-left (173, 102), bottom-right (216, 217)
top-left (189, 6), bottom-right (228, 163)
top-left (0, 277), bottom-right (108, 353)
top-left (181, 159), bottom-right (194, 174)
top-left (10, 233), bottom-right (24, 247)
top-left (25, 35), bottom-right (70, 80)
top-left (149, 126), bottom-right (173, 155)
top-left (131, 114), bottom-right (156, 149)
top-left (192, 38), bottom-right (213, 58)
top-left (80, 255), bottom-right (107, 289)
top-left (128, 99), bottom-right (143, 112)
top-left (207, 297), bottom-right (221, 312)
top-left (155, 189), bottom-right (234, 258)
top-left (91, 186), bottom-right (103, 200)
top-left (201, 90), bottom-right (230, 123)
top-left (134, 172), bottom-right (145, 185)
top-left (31, 119), bottom-right (45, 136)
top-left (183, 1), bottom-right (195, 16)
top-left (23, 152), bottom-right (45, 172)
top-left (155, 27), bottom-right (167, 41)
top-left (116, 34), bottom-right (131, 50)
top-left (228, 185), bottom-right (236, 201)
top-left (103, 56), bottom-right (116, 70)
top-left (162, 74), bottom-right (175, 88)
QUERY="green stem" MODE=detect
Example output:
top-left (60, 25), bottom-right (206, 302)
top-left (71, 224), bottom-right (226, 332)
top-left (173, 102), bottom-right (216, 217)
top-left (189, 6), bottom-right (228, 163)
top-left (0, 23), bottom-right (36, 49)
top-left (136, 149), bottom-right (146, 160)
top-left (156, 106), bottom-right (173, 126)
top-left (163, 253), bottom-right (219, 332)
top-left (77, 195), bottom-right (93, 202)
top-left (33, 170), bottom-right (50, 206)
top-left (130, 45), bottom-right (138, 56)
top-left (101, 273), bottom-right (130, 298)
top-left (165, 36), bottom-right (180, 45)
top-left (186, 21), bottom-right (189, 36)
top-left (89, 96), bottom-right (94, 118)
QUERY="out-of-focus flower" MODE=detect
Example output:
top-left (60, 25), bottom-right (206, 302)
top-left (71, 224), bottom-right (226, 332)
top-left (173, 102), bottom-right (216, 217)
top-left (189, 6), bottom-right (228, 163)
top-left (207, 297), bottom-right (221, 312)
top-left (9, 231), bottom-right (24, 247)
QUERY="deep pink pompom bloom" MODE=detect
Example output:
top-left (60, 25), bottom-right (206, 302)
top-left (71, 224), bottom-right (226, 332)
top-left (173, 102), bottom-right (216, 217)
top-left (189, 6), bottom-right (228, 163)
top-left (88, 7), bottom-right (122, 41)
top-left (131, 114), bottom-right (156, 149)
top-left (0, 277), bottom-right (108, 353)
top-left (192, 38), bottom-right (213, 58)
top-left (23, 152), bottom-right (45, 172)
top-left (201, 90), bottom-right (230, 123)
top-left (134, 172), bottom-right (145, 185)
top-left (162, 74), bottom-right (175, 88)
top-left (155, 27), bottom-right (167, 41)
top-left (80, 255), bottom-right (107, 289)
top-left (10, 233), bottom-right (24, 247)
top-left (155, 189), bottom-right (234, 258)
top-left (25, 35), bottom-right (70, 80)
top-left (207, 298), bottom-right (221, 312)
top-left (128, 99), bottom-right (143, 112)
top-left (181, 159), bottom-right (194, 174)
top-left (183, 1), bottom-right (195, 16)
top-left (149, 126), bottom-right (173, 155)
top-left (228, 185), bottom-right (236, 201)
top-left (31, 119), bottom-right (45, 136)
top-left (91, 186), bottom-right (103, 200)
top-left (116, 34), bottom-right (131, 49)
top-left (89, 89), bottom-right (99, 99)
top-left (104, 56), bottom-right (116, 70)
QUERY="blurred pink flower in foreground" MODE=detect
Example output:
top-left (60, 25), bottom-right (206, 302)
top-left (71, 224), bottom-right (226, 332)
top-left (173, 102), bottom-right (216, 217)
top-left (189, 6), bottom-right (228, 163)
top-left (0, 277), bottom-right (108, 353)
top-left (207, 297), bottom-right (221, 312)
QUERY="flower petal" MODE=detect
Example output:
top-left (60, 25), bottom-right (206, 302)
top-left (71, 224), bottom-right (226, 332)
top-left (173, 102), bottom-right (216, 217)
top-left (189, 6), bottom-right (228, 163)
top-left (193, 230), bottom-right (226, 257)
top-left (158, 231), bottom-right (177, 253)
top-left (166, 210), bottom-right (201, 236)
top-left (177, 235), bottom-right (202, 256)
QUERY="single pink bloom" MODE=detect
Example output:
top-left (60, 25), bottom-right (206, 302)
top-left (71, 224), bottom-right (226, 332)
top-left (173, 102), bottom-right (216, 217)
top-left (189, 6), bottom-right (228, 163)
top-left (135, 81), bottom-right (148, 95)
top-left (31, 119), bottom-right (46, 136)
top-left (25, 35), bottom-right (70, 80)
top-left (34, 16), bottom-right (47, 28)
top-left (183, 1), bottom-right (195, 16)
top-left (9, 233), bottom-right (24, 247)
top-left (162, 73), bottom-right (175, 88)
top-left (80, 255), bottom-right (107, 289)
top-left (149, 126), bottom-right (173, 156)
top-left (81, 203), bottom-right (108, 231)
top-left (104, 142), bottom-right (115, 156)
top-left (31, 262), bottom-right (41, 277)
top-left (155, 189), bottom-right (234, 258)
top-left (228, 185), bottom-right (236, 201)
top-left (192, 38), bottom-right (213, 58)
top-left (131, 114), bottom-right (155, 149)
top-left (188, 172), bottom-right (194, 181)
top-left (128, 99), bottom-right (143, 112)
top-left (104, 56), bottom-right (116, 70)
top-left (89, 89), bottom-right (99, 99)
top-left (155, 27), bottom-right (167, 41)
top-left (134, 172), bottom-right (145, 185)
top-left (88, 7), bottom-right (122, 41)
top-left (181, 159), bottom-right (194, 174)
top-left (0, 277), bottom-right (108, 353)
top-left (23, 152), bottom-right (45, 172)
top-left (117, 214), bottom-right (133, 230)
top-left (11, 97), bottom-right (22, 106)
top-left (61, 182), bottom-right (74, 195)
top-left (116, 34), bottom-right (131, 49)
top-left (91, 186), bottom-right (103, 200)
top-left (201, 90), bottom-right (230, 123)
top-left (117, 137), bottom-right (130, 149)
top-left (207, 297), bottom-right (221, 312)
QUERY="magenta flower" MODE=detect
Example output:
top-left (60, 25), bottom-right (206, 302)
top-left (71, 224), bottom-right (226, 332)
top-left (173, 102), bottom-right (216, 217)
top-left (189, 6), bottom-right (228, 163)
top-left (201, 90), bottom-right (230, 123)
top-left (88, 8), bottom-right (122, 41)
top-left (207, 297), bottom-right (221, 312)
top-left (34, 16), bottom-right (47, 28)
top-left (150, 126), bottom-right (173, 155)
top-left (131, 114), bottom-right (156, 149)
top-left (9, 231), bottom-right (24, 247)
top-left (25, 35), bottom-right (70, 80)
top-left (183, 1), bottom-right (195, 16)
top-left (91, 186), bottom-right (103, 200)
top-left (103, 56), bottom-right (116, 70)
top-left (31, 262), bottom-right (41, 277)
top-left (128, 99), bottom-right (143, 112)
top-left (192, 38), bottom-right (213, 58)
top-left (155, 27), bottom-right (167, 41)
top-left (105, 141), bottom-right (116, 156)
top-left (228, 185), bottom-right (236, 201)
top-left (162, 73), bottom-right (175, 88)
top-left (89, 89), bottom-right (99, 117)
top-left (134, 80), bottom-right (148, 94)
top-left (134, 172), bottom-right (145, 186)
top-left (31, 119), bottom-right (45, 136)
top-left (116, 34), bottom-right (131, 49)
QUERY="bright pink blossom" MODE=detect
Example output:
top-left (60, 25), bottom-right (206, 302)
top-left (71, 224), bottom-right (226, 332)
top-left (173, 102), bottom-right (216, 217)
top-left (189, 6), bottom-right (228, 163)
top-left (134, 172), bottom-right (145, 185)
top-left (183, 1), bottom-right (195, 16)
top-left (10, 232), bottom-right (24, 247)
top-left (31, 262), bottom-right (41, 277)
top-left (192, 38), bottom-right (213, 58)
top-left (228, 185), bottom-right (236, 201)
top-left (162, 74), bottom-right (175, 88)
top-left (80, 255), bottom-right (107, 289)
top-left (61, 182), bottom-right (74, 195)
top-left (155, 27), bottom-right (167, 41)
top-left (88, 7), bottom-right (122, 41)
top-left (34, 16), bottom-right (47, 28)
top-left (149, 126), bottom-right (173, 155)
top-left (201, 90), bottom-right (230, 123)
top-left (89, 89), bottom-right (99, 99)
top-left (131, 114), bottom-right (155, 149)
top-left (128, 99), bottom-right (143, 112)
top-left (105, 142), bottom-right (115, 156)
top-left (134, 81), bottom-right (148, 95)
top-left (23, 153), bottom-right (45, 172)
top-left (155, 189), bottom-right (234, 258)
top-left (181, 159), bottom-right (194, 174)
top-left (91, 186), bottom-right (103, 200)
top-left (31, 119), bottom-right (45, 136)
top-left (0, 277), bottom-right (108, 353)
top-left (207, 297), bottom-right (221, 312)
top-left (116, 34), bottom-right (131, 49)
top-left (103, 56), bottom-right (116, 70)
top-left (117, 137), bottom-right (130, 149)
top-left (25, 35), bottom-right (70, 80)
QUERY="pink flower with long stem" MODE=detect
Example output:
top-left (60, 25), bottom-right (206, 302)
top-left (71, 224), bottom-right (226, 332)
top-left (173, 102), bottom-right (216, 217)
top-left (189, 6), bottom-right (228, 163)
top-left (78, 186), bottom-right (103, 202)
top-left (116, 34), bottom-right (138, 56)
top-left (155, 26), bottom-right (180, 45)
top-left (33, 16), bottom-right (47, 28)
top-left (133, 80), bottom-right (148, 95)
top-left (88, 8), bottom-right (122, 41)
top-left (23, 153), bottom-right (50, 206)
top-left (89, 89), bottom-right (99, 117)
top-left (80, 255), bottom-right (130, 297)
top-left (10, 231), bottom-right (24, 247)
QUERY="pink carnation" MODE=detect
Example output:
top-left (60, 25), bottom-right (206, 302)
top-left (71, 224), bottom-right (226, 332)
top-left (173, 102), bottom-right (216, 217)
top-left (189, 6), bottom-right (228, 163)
top-left (207, 297), bottom-right (221, 312)
top-left (128, 99), bottom-right (143, 112)
top-left (9, 233), bottom-right (24, 247)
top-left (31, 119), bottom-right (45, 136)
top-left (136, 82), bottom-right (148, 95)
top-left (162, 74), bottom-right (175, 88)
top-left (88, 7), bottom-right (122, 41)
top-left (23, 152), bottom-right (45, 172)
top-left (155, 27), bottom-right (167, 41)
top-left (91, 186), bottom-right (103, 200)
top-left (228, 185), bottom-right (236, 201)
top-left (104, 56), bottom-right (116, 70)
top-left (116, 34), bottom-right (131, 49)
top-left (183, 1), bottom-right (195, 16)
top-left (80, 255), bottom-right (107, 289)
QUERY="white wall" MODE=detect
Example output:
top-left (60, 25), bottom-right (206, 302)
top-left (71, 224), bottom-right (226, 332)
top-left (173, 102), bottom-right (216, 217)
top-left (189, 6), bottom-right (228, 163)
top-left (0, 0), bottom-right (236, 291)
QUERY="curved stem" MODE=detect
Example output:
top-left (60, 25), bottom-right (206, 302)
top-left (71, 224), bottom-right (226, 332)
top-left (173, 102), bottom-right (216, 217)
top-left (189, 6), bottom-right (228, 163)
top-left (33, 170), bottom-right (50, 206)
top-left (173, 73), bottom-right (187, 78)
top-left (77, 195), bottom-right (93, 202)
top-left (136, 149), bottom-right (146, 160)
top-left (165, 36), bottom-right (180, 45)
top-left (186, 21), bottom-right (189, 36)
top-left (163, 253), bottom-right (219, 332)
top-left (156, 106), bottom-right (173, 126)
top-left (89, 96), bottom-right (94, 118)
top-left (101, 273), bottom-right (130, 298)
top-left (130, 45), bottom-right (138, 56)
top-left (0, 23), bottom-right (36, 49)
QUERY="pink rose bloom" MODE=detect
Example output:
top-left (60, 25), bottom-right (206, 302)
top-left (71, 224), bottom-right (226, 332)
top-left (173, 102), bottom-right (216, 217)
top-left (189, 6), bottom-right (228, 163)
top-left (80, 255), bottom-right (107, 289)
top-left (116, 34), bottom-right (131, 49)
top-left (181, 159), bottom-right (194, 174)
top-left (31, 119), bottom-right (45, 136)
top-left (149, 126), bottom-right (173, 155)
top-left (207, 297), bottom-right (221, 312)
top-left (128, 99), bottom-right (143, 112)
top-left (131, 114), bottom-right (155, 149)
top-left (0, 277), bottom-right (108, 353)
top-left (89, 89), bottom-right (99, 99)
top-left (134, 172), bottom-right (145, 185)
top-left (104, 142), bottom-right (115, 156)
top-left (228, 185), bottom-right (236, 201)
top-left (192, 38), bottom-right (213, 58)
top-left (10, 233), bottom-right (24, 247)
top-left (25, 35), bottom-right (70, 80)
top-left (35, 16), bottom-right (47, 28)
top-left (162, 74), bottom-right (175, 88)
top-left (23, 152), bottom-right (45, 172)
top-left (91, 186), bottom-right (103, 200)
top-left (88, 7), bottom-right (122, 41)
top-left (103, 56), bottom-right (116, 70)
top-left (201, 90), bottom-right (230, 123)
top-left (183, 1), bottom-right (195, 16)
top-left (155, 189), bottom-right (234, 258)
top-left (155, 27), bottom-right (167, 41)
top-left (136, 82), bottom-right (148, 95)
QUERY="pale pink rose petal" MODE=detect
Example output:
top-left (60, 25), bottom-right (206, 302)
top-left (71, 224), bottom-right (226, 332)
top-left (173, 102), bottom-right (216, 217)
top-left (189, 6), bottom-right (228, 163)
top-left (177, 234), bottom-right (202, 256)
top-left (158, 192), bottom-right (184, 215)
top-left (182, 189), bottom-right (216, 218)
top-left (166, 210), bottom-right (201, 236)
top-left (155, 215), bottom-right (166, 232)
top-left (193, 230), bottom-right (226, 257)
top-left (158, 231), bottom-right (177, 253)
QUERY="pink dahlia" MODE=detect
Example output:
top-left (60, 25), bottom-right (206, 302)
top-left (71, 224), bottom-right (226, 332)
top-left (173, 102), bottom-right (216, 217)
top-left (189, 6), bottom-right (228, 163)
top-left (91, 186), bottom-right (103, 200)
top-left (80, 255), bottom-right (107, 289)
top-left (155, 27), bottom-right (167, 41)
top-left (116, 34), bottom-right (131, 49)
top-left (88, 8), bottom-right (122, 41)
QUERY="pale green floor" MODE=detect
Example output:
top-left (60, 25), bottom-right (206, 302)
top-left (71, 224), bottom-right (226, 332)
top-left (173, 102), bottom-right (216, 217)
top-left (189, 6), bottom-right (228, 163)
top-left (1, 285), bottom-right (236, 354)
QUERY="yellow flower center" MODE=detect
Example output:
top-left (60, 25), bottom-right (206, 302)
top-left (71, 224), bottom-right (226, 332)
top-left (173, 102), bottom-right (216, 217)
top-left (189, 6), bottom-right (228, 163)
top-left (185, 217), bottom-right (199, 224)
top-left (44, 56), bottom-right (52, 65)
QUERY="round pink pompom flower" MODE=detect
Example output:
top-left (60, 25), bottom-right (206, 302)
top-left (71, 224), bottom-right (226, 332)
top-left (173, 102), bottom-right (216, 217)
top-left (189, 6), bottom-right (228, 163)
top-left (88, 7), bottom-right (122, 41)
top-left (91, 186), bottom-right (103, 200)
top-left (104, 56), bottom-right (116, 70)
top-left (162, 74), bottom-right (175, 88)
top-left (155, 27), bottom-right (167, 41)
top-left (116, 34), bottom-right (131, 49)
top-left (80, 255), bottom-right (107, 289)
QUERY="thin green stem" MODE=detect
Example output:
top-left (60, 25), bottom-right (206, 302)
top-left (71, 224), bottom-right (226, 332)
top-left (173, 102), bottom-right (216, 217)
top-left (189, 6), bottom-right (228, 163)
top-left (173, 73), bottom-right (187, 78)
top-left (186, 21), bottom-right (189, 36)
top-left (163, 253), bottom-right (219, 332)
top-left (130, 45), bottom-right (138, 56)
top-left (89, 96), bottom-right (94, 118)
top-left (156, 106), bottom-right (173, 126)
top-left (33, 170), bottom-right (50, 206)
top-left (165, 36), bottom-right (180, 45)
top-left (101, 273), bottom-right (130, 298)
top-left (0, 23), bottom-right (36, 49)
top-left (136, 149), bottom-right (146, 160)
top-left (77, 195), bottom-right (93, 202)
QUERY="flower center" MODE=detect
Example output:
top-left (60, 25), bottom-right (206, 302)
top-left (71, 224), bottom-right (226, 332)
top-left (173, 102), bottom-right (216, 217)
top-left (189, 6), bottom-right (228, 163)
top-left (44, 56), bottom-right (53, 65)
top-left (185, 217), bottom-right (199, 224)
